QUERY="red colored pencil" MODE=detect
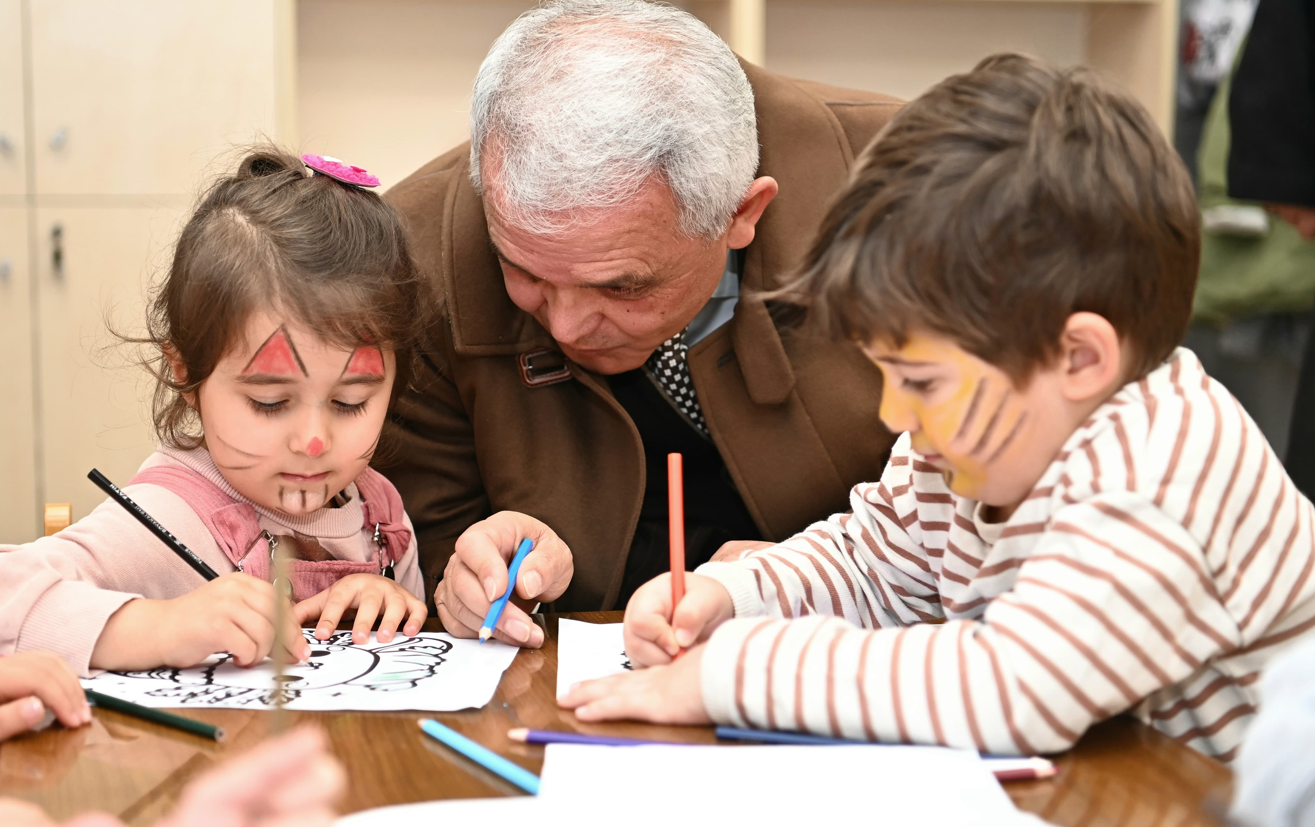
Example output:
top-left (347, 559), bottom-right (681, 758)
top-left (668, 453), bottom-right (686, 609)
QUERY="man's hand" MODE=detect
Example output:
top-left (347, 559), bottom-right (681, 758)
top-left (1268, 203), bottom-right (1315, 239)
top-left (295, 574), bottom-right (427, 644)
top-left (558, 642), bottom-right (711, 725)
top-left (91, 574), bottom-right (309, 672)
top-left (0, 652), bottom-right (90, 740)
top-left (435, 511), bottom-right (573, 647)
top-left (623, 573), bottom-right (734, 668)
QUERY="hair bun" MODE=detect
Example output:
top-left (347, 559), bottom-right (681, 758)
top-left (239, 149), bottom-right (303, 180)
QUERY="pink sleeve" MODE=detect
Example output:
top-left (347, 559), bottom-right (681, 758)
top-left (0, 484), bottom-right (233, 676)
top-left (395, 510), bottom-right (425, 603)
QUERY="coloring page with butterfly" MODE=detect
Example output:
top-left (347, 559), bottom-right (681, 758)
top-left (555, 620), bottom-right (632, 700)
top-left (82, 630), bottom-right (518, 711)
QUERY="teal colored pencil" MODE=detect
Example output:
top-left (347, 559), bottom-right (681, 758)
top-left (86, 689), bottom-right (225, 741)
top-left (418, 718), bottom-right (540, 794)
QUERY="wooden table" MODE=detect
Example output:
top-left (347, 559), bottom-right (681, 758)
top-left (0, 613), bottom-right (1234, 825)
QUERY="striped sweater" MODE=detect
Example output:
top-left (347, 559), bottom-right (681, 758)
top-left (696, 349), bottom-right (1315, 761)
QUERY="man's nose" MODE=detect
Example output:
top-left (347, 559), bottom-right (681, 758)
top-left (542, 290), bottom-right (600, 345)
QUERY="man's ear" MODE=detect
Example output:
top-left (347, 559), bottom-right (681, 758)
top-left (1058, 312), bottom-right (1124, 403)
top-left (724, 176), bottom-right (779, 250)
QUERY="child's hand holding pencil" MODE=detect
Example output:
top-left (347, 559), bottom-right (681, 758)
top-left (622, 572), bottom-right (735, 668)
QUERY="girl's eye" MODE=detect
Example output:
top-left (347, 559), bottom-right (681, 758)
top-left (902, 378), bottom-right (935, 394)
top-left (333, 400), bottom-right (369, 417)
top-left (248, 399), bottom-right (287, 415)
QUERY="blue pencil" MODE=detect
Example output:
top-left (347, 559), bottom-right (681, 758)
top-left (479, 537), bottom-right (534, 643)
top-left (418, 719), bottom-right (541, 794)
top-left (716, 726), bottom-right (856, 746)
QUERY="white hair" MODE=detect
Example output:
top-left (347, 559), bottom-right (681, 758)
top-left (469, 0), bottom-right (759, 239)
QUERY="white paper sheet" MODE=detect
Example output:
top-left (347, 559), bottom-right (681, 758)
top-left (82, 629), bottom-right (518, 711)
top-left (539, 744), bottom-right (1028, 825)
top-left (554, 619), bottom-right (631, 699)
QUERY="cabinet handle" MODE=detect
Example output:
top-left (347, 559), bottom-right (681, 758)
top-left (0, 259), bottom-right (10, 283)
top-left (0, 135), bottom-right (12, 155)
top-left (49, 128), bottom-right (68, 151)
top-left (51, 225), bottom-right (63, 279)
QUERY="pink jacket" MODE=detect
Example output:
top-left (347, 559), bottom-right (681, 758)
top-left (0, 445), bottom-right (423, 676)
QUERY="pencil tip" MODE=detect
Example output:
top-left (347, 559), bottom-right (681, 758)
top-left (478, 628), bottom-right (491, 643)
top-left (508, 728), bottom-right (528, 741)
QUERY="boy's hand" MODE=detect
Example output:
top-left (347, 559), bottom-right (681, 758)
top-left (295, 574), bottom-right (426, 644)
top-left (92, 574), bottom-right (308, 671)
top-left (624, 573), bottom-right (734, 668)
top-left (157, 725), bottom-right (343, 827)
top-left (0, 652), bottom-right (91, 739)
top-left (558, 643), bottom-right (711, 725)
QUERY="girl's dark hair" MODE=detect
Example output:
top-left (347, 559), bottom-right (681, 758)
top-left (144, 145), bottom-right (437, 454)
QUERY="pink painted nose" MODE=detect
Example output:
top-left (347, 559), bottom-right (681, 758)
top-left (306, 437), bottom-right (325, 457)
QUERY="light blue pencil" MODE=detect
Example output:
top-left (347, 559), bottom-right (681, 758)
top-left (479, 537), bottom-right (534, 643)
top-left (418, 718), bottom-right (541, 794)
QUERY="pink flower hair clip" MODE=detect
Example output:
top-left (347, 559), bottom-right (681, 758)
top-left (301, 153), bottom-right (380, 188)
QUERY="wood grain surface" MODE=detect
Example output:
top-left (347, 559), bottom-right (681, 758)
top-left (0, 613), bottom-right (1233, 825)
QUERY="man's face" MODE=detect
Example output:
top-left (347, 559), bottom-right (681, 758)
top-left (197, 313), bottom-right (396, 515)
top-left (865, 332), bottom-right (1073, 512)
top-left (485, 176), bottom-right (731, 374)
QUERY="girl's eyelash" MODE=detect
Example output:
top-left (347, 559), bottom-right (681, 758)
top-left (333, 400), bottom-right (369, 417)
top-left (248, 399), bottom-right (287, 415)
top-left (902, 378), bottom-right (935, 392)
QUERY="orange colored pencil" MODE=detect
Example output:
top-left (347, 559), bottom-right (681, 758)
top-left (668, 453), bottom-right (686, 609)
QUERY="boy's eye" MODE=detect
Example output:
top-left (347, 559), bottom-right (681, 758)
top-left (901, 378), bottom-right (936, 394)
top-left (248, 398), bottom-right (287, 415)
top-left (333, 399), bottom-right (369, 417)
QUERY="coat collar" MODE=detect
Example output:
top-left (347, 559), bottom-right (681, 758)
top-left (441, 60), bottom-right (856, 402)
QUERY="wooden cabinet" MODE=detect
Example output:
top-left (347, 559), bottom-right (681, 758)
top-left (0, 1), bottom-right (291, 541)
top-left (0, 207), bottom-right (38, 539)
top-left (33, 206), bottom-right (186, 524)
top-left (0, 0), bottom-right (25, 197)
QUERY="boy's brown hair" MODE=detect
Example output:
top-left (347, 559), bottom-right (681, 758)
top-left (789, 53), bottom-right (1200, 383)
top-left (141, 146), bottom-right (437, 454)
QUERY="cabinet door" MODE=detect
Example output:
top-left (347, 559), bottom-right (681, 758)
top-left (35, 205), bottom-right (184, 522)
top-left (0, 0), bottom-right (25, 196)
top-left (28, 0), bottom-right (282, 195)
top-left (0, 207), bottom-right (38, 541)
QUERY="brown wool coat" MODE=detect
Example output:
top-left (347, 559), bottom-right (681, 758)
top-left (381, 62), bottom-right (902, 611)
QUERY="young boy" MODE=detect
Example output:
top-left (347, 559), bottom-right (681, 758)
top-left (558, 53), bottom-right (1315, 762)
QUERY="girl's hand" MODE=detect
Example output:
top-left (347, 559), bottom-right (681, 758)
top-left (92, 574), bottom-right (309, 672)
top-left (558, 643), bottom-right (711, 725)
top-left (295, 574), bottom-right (426, 644)
top-left (623, 573), bottom-right (734, 668)
top-left (0, 652), bottom-right (91, 740)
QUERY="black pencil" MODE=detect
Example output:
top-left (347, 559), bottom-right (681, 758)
top-left (85, 689), bottom-right (225, 741)
top-left (87, 468), bottom-right (219, 581)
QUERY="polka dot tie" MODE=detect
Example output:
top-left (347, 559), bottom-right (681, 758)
top-left (645, 329), bottom-right (708, 434)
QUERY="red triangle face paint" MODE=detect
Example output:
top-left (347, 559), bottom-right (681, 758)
top-left (244, 327), bottom-right (308, 377)
top-left (343, 346), bottom-right (384, 377)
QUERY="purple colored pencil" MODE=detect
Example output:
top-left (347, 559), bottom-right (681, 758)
top-left (507, 728), bottom-right (663, 747)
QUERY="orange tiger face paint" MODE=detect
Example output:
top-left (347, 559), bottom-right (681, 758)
top-left (864, 334), bottom-right (1055, 512)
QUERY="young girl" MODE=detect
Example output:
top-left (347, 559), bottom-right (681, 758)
top-left (0, 147), bottom-right (435, 676)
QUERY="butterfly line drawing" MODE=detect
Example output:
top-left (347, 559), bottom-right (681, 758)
top-left (106, 630), bottom-right (453, 707)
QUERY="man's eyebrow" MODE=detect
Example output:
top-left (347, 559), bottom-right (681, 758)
top-left (488, 240), bottom-right (537, 279)
top-left (591, 272), bottom-right (657, 291)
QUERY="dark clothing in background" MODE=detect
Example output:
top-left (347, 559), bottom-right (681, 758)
top-left (1230, 0), bottom-right (1315, 498)
top-left (1229, 0), bottom-right (1315, 207)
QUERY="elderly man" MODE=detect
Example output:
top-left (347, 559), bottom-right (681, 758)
top-left (381, 0), bottom-right (900, 646)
